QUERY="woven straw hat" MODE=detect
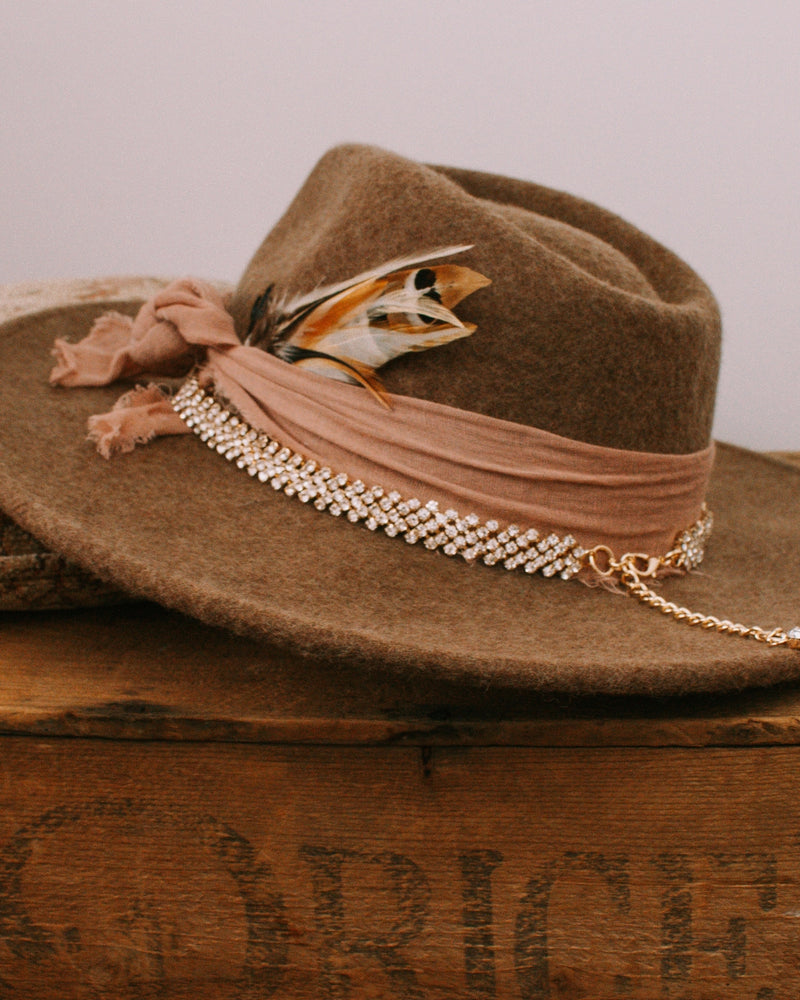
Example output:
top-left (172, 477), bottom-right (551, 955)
top-left (1, 145), bottom-right (798, 695)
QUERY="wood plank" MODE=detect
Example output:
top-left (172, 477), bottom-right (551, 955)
top-left (0, 737), bottom-right (798, 998)
top-left (4, 601), bottom-right (800, 747)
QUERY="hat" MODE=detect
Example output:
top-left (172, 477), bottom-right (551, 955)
top-left (1, 144), bottom-right (798, 695)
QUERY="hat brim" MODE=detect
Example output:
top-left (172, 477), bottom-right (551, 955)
top-left (1, 296), bottom-right (798, 696)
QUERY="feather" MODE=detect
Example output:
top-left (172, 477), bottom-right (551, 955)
top-left (270, 244), bottom-right (475, 322)
top-left (245, 246), bottom-right (491, 407)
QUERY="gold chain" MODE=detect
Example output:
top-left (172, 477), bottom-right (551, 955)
top-left (585, 535), bottom-right (799, 650)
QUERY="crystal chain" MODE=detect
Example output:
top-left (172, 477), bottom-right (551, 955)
top-left (586, 542), bottom-right (800, 650)
top-left (173, 377), bottom-right (799, 652)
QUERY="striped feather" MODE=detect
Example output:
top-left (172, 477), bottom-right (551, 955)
top-left (246, 247), bottom-right (490, 407)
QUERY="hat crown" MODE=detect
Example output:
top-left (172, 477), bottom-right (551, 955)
top-left (231, 144), bottom-right (721, 455)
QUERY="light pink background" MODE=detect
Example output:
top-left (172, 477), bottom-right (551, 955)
top-left (1, 1), bottom-right (797, 449)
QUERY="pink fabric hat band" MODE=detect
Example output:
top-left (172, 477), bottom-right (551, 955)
top-left (51, 278), bottom-right (714, 556)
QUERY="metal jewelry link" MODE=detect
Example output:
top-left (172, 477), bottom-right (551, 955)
top-left (585, 542), bottom-right (799, 651)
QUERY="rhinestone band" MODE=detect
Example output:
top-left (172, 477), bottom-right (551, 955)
top-left (167, 376), bottom-right (800, 652)
top-left (171, 377), bottom-right (710, 583)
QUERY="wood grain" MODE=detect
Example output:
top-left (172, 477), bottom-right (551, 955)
top-left (0, 738), bottom-right (798, 998)
top-left (3, 601), bottom-right (800, 747)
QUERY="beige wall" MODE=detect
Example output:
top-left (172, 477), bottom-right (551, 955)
top-left (1, 0), bottom-right (797, 449)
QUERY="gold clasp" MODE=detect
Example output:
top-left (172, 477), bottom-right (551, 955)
top-left (619, 552), bottom-right (662, 580)
top-left (586, 547), bottom-right (662, 581)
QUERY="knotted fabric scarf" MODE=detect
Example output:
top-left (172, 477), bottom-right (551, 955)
top-left (50, 278), bottom-right (715, 555)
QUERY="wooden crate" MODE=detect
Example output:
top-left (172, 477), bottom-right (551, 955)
top-left (0, 452), bottom-right (797, 999)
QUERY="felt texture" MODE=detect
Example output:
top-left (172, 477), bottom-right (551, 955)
top-left (231, 146), bottom-right (721, 454)
top-left (0, 303), bottom-right (798, 696)
top-left (0, 148), bottom-right (794, 695)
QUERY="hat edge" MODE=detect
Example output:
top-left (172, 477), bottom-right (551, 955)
top-left (0, 289), bottom-right (797, 698)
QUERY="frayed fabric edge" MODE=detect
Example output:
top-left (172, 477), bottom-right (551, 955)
top-left (86, 384), bottom-right (190, 459)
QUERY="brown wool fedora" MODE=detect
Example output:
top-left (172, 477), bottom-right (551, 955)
top-left (1, 144), bottom-right (798, 696)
